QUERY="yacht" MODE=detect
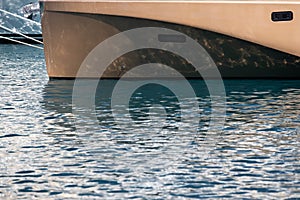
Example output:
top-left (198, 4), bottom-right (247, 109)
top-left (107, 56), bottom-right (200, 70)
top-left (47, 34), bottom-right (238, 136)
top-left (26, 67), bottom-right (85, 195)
top-left (40, 0), bottom-right (300, 78)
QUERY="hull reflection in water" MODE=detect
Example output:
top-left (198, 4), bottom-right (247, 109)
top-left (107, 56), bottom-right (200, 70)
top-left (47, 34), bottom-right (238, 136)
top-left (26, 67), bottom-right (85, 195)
top-left (42, 79), bottom-right (300, 134)
top-left (42, 79), bottom-right (210, 132)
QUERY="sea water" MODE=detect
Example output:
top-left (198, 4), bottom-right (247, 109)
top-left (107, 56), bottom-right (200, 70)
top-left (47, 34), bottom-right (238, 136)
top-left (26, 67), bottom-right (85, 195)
top-left (0, 44), bottom-right (299, 199)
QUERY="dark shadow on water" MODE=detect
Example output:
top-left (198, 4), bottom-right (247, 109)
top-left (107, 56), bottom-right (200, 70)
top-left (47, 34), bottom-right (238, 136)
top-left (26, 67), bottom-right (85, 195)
top-left (41, 79), bottom-right (300, 132)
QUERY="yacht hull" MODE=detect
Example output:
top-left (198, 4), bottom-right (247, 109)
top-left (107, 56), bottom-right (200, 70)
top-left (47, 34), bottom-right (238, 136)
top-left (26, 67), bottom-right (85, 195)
top-left (40, 1), bottom-right (300, 79)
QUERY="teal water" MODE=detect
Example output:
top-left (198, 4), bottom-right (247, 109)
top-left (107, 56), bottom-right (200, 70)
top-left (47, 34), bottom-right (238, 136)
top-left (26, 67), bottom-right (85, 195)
top-left (0, 44), bottom-right (299, 199)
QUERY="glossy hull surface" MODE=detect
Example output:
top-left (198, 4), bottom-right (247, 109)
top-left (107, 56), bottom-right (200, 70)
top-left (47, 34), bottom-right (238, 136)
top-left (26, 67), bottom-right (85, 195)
top-left (40, 0), bottom-right (300, 78)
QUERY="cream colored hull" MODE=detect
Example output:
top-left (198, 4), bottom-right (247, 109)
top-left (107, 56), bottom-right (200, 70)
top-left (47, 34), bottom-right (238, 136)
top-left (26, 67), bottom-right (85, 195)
top-left (40, 0), bottom-right (300, 78)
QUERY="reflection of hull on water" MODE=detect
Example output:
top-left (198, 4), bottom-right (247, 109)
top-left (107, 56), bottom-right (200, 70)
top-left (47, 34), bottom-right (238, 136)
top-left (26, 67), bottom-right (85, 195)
top-left (42, 79), bottom-right (300, 131)
top-left (40, 0), bottom-right (300, 79)
top-left (42, 79), bottom-right (186, 120)
top-left (42, 79), bottom-right (207, 131)
top-left (42, 79), bottom-right (116, 114)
